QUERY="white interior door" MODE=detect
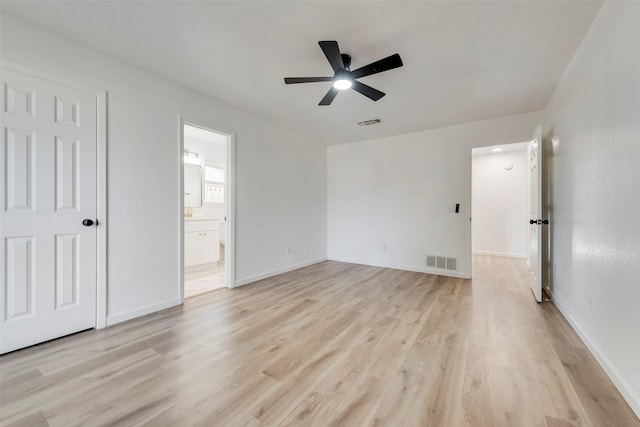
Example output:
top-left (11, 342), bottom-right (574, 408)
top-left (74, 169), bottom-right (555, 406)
top-left (1, 67), bottom-right (98, 354)
top-left (527, 125), bottom-right (543, 302)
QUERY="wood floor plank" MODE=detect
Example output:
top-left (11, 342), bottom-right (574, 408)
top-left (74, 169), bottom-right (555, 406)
top-left (4, 410), bottom-right (48, 427)
top-left (1, 257), bottom-right (638, 426)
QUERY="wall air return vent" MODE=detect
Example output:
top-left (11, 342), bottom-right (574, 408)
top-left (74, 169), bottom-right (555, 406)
top-left (357, 118), bottom-right (383, 126)
top-left (426, 254), bottom-right (458, 271)
top-left (426, 255), bottom-right (437, 268)
top-left (446, 257), bottom-right (457, 271)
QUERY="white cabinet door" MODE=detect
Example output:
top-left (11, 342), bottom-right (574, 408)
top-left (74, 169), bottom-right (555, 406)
top-left (184, 231), bottom-right (201, 267)
top-left (201, 230), bottom-right (220, 264)
top-left (1, 67), bottom-right (98, 354)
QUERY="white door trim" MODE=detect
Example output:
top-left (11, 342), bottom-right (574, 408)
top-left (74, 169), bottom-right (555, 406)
top-left (178, 116), bottom-right (236, 303)
top-left (1, 60), bottom-right (108, 329)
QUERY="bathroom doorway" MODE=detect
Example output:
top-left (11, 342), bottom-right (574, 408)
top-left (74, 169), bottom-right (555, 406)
top-left (180, 119), bottom-right (234, 300)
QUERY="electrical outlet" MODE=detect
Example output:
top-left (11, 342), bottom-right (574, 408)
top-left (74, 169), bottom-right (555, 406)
top-left (554, 263), bottom-right (557, 276)
top-left (287, 245), bottom-right (292, 255)
top-left (382, 243), bottom-right (387, 251)
top-left (589, 294), bottom-right (594, 310)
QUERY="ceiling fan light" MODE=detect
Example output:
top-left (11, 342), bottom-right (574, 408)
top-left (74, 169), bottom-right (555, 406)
top-left (333, 79), bottom-right (352, 90)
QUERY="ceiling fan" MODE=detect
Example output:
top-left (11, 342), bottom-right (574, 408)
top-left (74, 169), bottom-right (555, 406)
top-left (284, 41), bottom-right (403, 106)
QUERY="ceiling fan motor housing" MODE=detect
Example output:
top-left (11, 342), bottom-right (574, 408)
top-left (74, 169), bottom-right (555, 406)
top-left (341, 54), bottom-right (352, 71)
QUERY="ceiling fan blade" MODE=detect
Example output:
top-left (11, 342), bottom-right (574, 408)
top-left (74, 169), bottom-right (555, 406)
top-left (351, 80), bottom-right (385, 101)
top-left (318, 41), bottom-right (345, 73)
top-left (350, 53), bottom-right (403, 79)
top-left (319, 87), bottom-right (339, 106)
top-left (284, 77), bottom-right (334, 84)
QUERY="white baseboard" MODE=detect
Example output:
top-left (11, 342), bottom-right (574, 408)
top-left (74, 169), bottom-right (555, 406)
top-left (327, 257), bottom-right (471, 279)
top-left (233, 257), bottom-right (327, 287)
top-left (553, 295), bottom-right (640, 419)
top-left (106, 297), bottom-right (180, 326)
top-left (473, 250), bottom-right (527, 259)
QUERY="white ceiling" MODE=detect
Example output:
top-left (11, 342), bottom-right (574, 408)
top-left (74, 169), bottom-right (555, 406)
top-left (184, 124), bottom-right (227, 146)
top-left (1, 1), bottom-right (602, 145)
top-left (472, 141), bottom-right (528, 156)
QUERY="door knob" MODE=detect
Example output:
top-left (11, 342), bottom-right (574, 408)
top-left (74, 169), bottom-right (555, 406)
top-left (82, 219), bottom-right (95, 227)
top-left (529, 219), bottom-right (549, 225)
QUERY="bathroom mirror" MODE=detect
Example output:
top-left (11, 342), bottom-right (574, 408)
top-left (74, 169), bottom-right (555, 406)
top-left (184, 163), bottom-right (202, 207)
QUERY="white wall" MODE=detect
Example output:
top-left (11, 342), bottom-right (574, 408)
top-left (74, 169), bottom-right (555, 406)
top-left (1, 15), bottom-right (327, 324)
top-left (472, 144), bottom-right (528, 258)
top-left (327, 111), bottom-right (542, 278)
top-left (543, 2), bottom-right (640, 417)
top-left (184, 133), bottom-right (227, 166)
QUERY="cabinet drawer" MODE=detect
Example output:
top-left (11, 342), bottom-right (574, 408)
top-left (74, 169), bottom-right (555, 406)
top-left (184, 220), bottom-right (218, 233)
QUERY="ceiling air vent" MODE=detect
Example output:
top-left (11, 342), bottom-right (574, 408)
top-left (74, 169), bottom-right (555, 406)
top-left (357, 118), bottom-right (383, 126)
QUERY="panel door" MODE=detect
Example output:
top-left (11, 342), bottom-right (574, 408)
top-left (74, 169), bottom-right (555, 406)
top-left (527, 125), bottom-right (543, 302)
top-left (0, 67), bottom-right (98, 354)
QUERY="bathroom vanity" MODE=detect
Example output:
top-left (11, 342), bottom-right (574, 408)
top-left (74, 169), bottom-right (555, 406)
top-left (184, 219), bottom-right (220, 267)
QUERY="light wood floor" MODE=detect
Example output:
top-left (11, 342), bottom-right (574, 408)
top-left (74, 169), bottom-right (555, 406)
top-left (184, 261), bottom-right (225, 299)
top-left (1, 256), bottom-right (638, 426)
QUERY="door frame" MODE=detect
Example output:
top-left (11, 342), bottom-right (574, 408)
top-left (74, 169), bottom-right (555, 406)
top-left (467, 137), bottom-right (533, 280)
top-left (470, 142), bottom-right (529, 260)
top-left (178, 117), bottom-right (235, 303)
top-left (2, 60), bottom-right (108, 329)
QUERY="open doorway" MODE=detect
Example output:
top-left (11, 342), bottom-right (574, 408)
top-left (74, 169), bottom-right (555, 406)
top-left (180, 120), bottom-right (234, 300)
top-left (471, 142), bottom-right (529, 263)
